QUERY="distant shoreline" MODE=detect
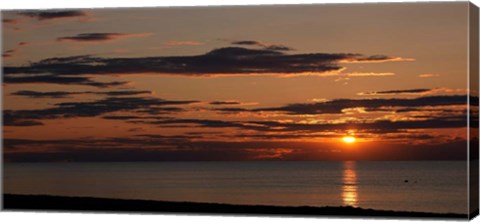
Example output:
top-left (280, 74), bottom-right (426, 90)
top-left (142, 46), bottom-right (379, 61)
top-left (3, 194), bottom-right (467, 219)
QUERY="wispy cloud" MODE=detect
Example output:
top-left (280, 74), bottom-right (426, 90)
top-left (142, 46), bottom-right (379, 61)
top-left (2, 18), bottom-right (22, 31)
top-left (2, 18), bottom-right (18, 24)
top-left (357, 88), bottom-right (432, 96)
top-left (11, 90), bottom-right (152, 99)
top-left (3, 74), bottom-right (129, 88)
top-left (339, 55), bottom-right (414, 63)
top-left (345, 72), bottom-right (395, 77)
top-left (357, 88), bottom-right (469, 96)
top-left (231, 40), bottom-right (261, 46)
top-left (2, 49), bottom-right (17, 58)
top-left (17, 10), bottom-right (87, 21)
top-left (231, 40), bottom-right (294, 51)
top-left (418, 73), bottom-right (440, 78)
top-left (57, 32), bottom-right (152, 43)
top-left (2, 41), bottom-right (50, 59)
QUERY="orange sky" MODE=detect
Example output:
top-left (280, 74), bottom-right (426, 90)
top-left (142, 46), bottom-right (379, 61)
top-left (2, 2), bottom-right (478, 161)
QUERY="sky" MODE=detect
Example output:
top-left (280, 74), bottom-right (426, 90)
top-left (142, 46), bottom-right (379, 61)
top-left (2, 2), bottom-right (478, 161)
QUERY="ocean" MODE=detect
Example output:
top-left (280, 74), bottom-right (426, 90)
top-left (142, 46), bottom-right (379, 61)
top-left (3, 161), bottom-right (468, 214)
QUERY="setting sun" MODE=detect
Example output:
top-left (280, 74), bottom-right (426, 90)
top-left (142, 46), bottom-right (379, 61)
top-left (342, 136), bottom-right (356, 144)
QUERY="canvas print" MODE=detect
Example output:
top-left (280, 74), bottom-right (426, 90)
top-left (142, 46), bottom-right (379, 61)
top-left (2, 2), bottom-right (479, 219)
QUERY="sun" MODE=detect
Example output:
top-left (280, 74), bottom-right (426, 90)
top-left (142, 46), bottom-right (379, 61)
top-left (342, 136), bottom-right (356, 144)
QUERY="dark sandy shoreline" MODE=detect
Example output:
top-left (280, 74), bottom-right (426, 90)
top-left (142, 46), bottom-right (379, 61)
top-left (2, 194), bottom-right (467, 219)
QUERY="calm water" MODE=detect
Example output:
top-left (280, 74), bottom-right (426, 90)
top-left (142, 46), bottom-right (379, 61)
top-left (4, 161), bottom-right (467, 214)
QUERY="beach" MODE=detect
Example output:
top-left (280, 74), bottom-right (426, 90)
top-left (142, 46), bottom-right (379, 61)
top-left (3, 194), bottom-right (468, 219)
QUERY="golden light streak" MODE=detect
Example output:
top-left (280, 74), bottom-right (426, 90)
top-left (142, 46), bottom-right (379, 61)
top-left (342, 161), bottom-right (358, 207)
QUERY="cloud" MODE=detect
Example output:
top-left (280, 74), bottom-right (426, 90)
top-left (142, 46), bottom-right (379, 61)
top-left (357, 88), bottom-right (469, 97)
top-left (57, 32), bottom-right (152, 43)
top-left (231, 40), bottom-right (294, 51)
top-left (148, 115), bottom-right (469, 133)
top-left (246, 117), bottom-right (471, 133)
top-left (17, 10), bottom-right (86, 21)
top-left (135, 107), bottom-right (186, 115)
top-left (340, 55), bottom-right (414, 63)
top-left (4, 47), bottom-right (410, 78)
top-left (3, 41), bottom-right (50, 59)
top-left (97, 90), bottom-right (152, 96)
top-left (226, 133), bottom-right (337, 140)
top-left (115, 111), bottom-right (472, 135)
top-left (345, 72), bottom-right (395, 77)
top-left (3, 119), bottom-right (44, 127)
top-left (213, 107), bottom-right (249, 113)
top-left (357, 88), bottom-right (432, 96)
top-left (4, 95), bottom-right (473, 161)
top-left (135, 134), bottom-right (202, 140)
top-left (39, 94), bottom-right (470, 136)
top-left (102, 115), bottom-right (156, 121)
top-left (11, 91), bottom-right (83, 98)
top-left (264, 45), bottom-right (293, 51)
top-left (231, 40), bottom-right (261, 46)
top-left (419, 73), bottom-right (440, 78)
top-left (3, 75), bottom-right (129, 88)
top-left (334, 72), bottom-right (396, 82)
top-left (2, 41), bottom-right (50, 59)
top-left (209, 100), bottom-right (241, 105)
top-left (254, 95), bottom-right (470, 115)
top-left (2, 18), bottom-right (21, 31)
top-left (146, 119), bottom-right (247, 129)
top-left (2, 18), bottom-right (18, 24)
top-left (4, 97), bottom-right (197, 126)
top-left (11, 90), bottom-right (152, 98)
top-left (2, 49), bottom-right (17, 58)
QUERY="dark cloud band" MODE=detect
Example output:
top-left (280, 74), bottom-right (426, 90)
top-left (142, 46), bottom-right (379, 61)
top-left (3, 74), bottom-right (129, 88)
top-left (254, 95), bottom-right (473, 114)
top-left (11, 90), bottom-right (152, 98)
top-left (358, 88), bottom-right (433, 96)
top-left (56, 33), bottom-right (151, 43)
top-left (4, 47), bottom-right (410, 78)
top-left (4, 97), bottom-right (197, 126)
top-left (57, 33), bottom-right (124, 42)
top-left (17, 10), bottom-right (86, 20)
top-left (231, 40), bottom-right (294, 51)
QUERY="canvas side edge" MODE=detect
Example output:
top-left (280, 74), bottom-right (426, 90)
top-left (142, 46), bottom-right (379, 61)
top-left (468, 1), bottom-right (480, 220)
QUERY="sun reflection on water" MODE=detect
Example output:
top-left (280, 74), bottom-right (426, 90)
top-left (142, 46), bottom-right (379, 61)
top-left (342, 161), bottom-right (358, 207)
